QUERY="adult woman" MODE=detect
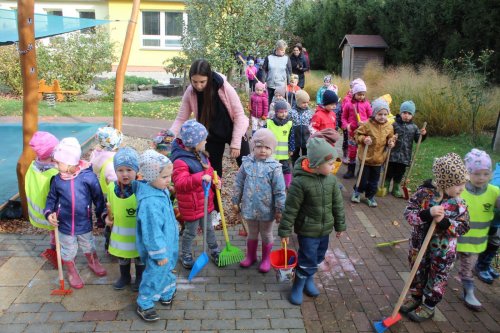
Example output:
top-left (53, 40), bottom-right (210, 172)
top-left (170, 59), bottom-right (249, 179)
top-left (290, 44), bottom-right (308, 89)
top-left (263, 39), bottom-right (292, 105)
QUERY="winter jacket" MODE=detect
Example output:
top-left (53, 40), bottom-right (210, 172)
top-left (250, 92), bottom-right (269, 118)
top-left (232, 155), bottom-right (286, 221)
top-left (44, 166), bottom-right (105, 236)
top-left (290, 53), bottom-right (308, 76)
top-left (170, 139), bottom-right (215, 222)
top-left (310, 105), bottom-right (337, 134)
top-left (355, 118), bottom-right (394, 166)
top-left (286, 84), bottom-right (301, 107)
top-left (316, 85), bottom-right (338, 105)
top-left (245, 66), bottom-right (258, 81)
top-left (341, 96), bottom-right (372, 132)
top-left (278, 157), bottom-right (346, 238)
top-left (90, 149), bottom-right (117, 193)
top-left (390, 114), bottom-right (427, 166)
top-left (170, 73), bottom-right (248, 150)
top-left (133, 180), bottom-right (178, 262)
top-left (263, 52), bottom-right (292, 89)
top-left (289, 106), bottom-right (314, 149)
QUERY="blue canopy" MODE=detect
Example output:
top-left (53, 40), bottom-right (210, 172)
top-left (0, 9), bottom-right (112, 46)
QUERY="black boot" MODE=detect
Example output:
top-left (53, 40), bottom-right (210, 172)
top-left (343, 163), bottom-right (356, 179)
top-left (113, 263), bottom-right (131, 290)
top-left (132, 264), bottom-right (145, 292)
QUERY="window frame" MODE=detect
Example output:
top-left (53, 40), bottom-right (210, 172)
top-left (140, 10), bottom-right (186, 50)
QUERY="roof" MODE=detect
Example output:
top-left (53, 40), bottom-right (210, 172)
top-left (339, 34), bottom-right (388, 49)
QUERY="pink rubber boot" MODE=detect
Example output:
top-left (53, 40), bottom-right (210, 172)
top-left (85, 252), bottom-right (107, 276)
top-left (62, 260), bottom-right (84, 289)
top-left (284, 174), bottom-right (292, 188)
top-left (259, 243), bottom-right (274, 273)
top-left (240, 239), bottom-right (258, 267)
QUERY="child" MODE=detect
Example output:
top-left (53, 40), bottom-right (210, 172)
top-left (170, 120), bottom-right (221, 269)
top-left (232, 129), bottom-right (286, 272)
top-left (25, 131), bottom-right (59, 262)
top-left (45, 137), bottom-right (107, 289)
top-left (152, 129), bottom-right (175, 157)
top-left (245, 59), bottom-right (258, 92)
top-left (456, 149), bottom-right (500, 310)
top-left (278, 137), bottom-right (346, 305)
top-left (310, 90), bottom-right (338, 134)
top-left (385, 101), bottom-right (427, 197)
top-left (352, 99), bottom-right (395, 207)
top-left (315, 75), bottom-right (338, 105)
top-left (289, 90), bottom-right (314, 166)
top-left (250, 82), bottom-right (269, 135)
top-left (135, 150), bottom-right (178, 322)
top-left (266, 100), bottom-right (295, 188)
top-left (256, 58), bottom-right (265, 84)
top-left (269, 85), bottom-right (291, 120)
top-left (402, 152), bottom-right (470, 322)
top-left (106, 147), bottom-right (145, 292)
top-left (287, 74), bottom-right (301, 108)
top-left (341, 78), bottom-right (372, 179)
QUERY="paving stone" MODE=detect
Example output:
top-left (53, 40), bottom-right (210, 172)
top-left (205, 300), bottom-right (235, 309)
top-left (201, 319), bottom-right (235, 330)
top-left (23, 323), bottom-right (62, 333)
top-left (62, 285), bottom-right (134, 311)
top-left (165, 319), bottom-right (200, 330)
top-left (236, 318), bottom-right (270, 329)
top-left (271, 318), bottom-right (305, 329)
top-left (39, 302), bottom-right (67, 312)
top-left (0, 257), bottom-right (45, 286)
top-left (251, 308), bottom-right (284, 319)
top-left (82, 310), bottom-right (117, 321)
top-left (48, 311), bottom-right (84, 322)
top-left (14, 270), bottom-right (64, 304)
top-left (218, 309), bottom-right (251, 319)
top-left (95, 320), bottom-right (132, 331)
top-left (236, 299), bottom-right (267, 309)
top-left (60, 321), bottom-right (96, 332)
top-left (130, 319), bottom-right (166, 330)
top-left (0, 323), bottom-right (26, 333)
top-left (13, 311), bottom-right (50, 324)
top-left (0, 287), bottom-right (23, 311)
top-left (184, 309), bottom-right (218, 320)
top-left (6, 303), bottom-right (43, 313)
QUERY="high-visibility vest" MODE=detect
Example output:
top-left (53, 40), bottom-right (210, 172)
top-left (107, 182), bottom-right (139, 258)
top-left (267, 119), bottom-right (292, 161)
top-left (25, 162), bottom-right (58, 230)
top-left (458, 184), bottom-right (500, 253)
top-left (99, 157), bottom-right (114, 196)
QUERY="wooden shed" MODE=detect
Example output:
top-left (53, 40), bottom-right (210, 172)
top-left (339, 34), bottom-right (388, 80)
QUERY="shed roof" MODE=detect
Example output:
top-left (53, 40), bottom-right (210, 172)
top-left (339, 34), bottom-right (388, 49)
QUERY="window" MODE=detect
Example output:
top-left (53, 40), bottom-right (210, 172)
top-left (79, 11), bottom-right (96, 33)
top-left (46, 10), bottom-right (63, 16)
top-left (141, 11), bottom-right (185, 49)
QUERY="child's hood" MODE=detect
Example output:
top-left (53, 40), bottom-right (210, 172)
top-left (169, 138), bottom-right (199, 163)
top-left (133, 180), bottom-right (167, 201)
top-left (292, 156), bottom-right (325, 179)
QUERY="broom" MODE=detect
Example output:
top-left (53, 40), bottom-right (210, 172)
top-left (376, 147), bottom-right (392, 197)
top-left (402, 122), bottom-right (427, 200)
top-left (213, 171), bottom-right (245, 267)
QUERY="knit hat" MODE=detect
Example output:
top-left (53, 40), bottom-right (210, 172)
top-left (371, 98), bottom-right (390, 116)
top-left (251, 128), bottom-right (277, 153)
top-left (255, 81), bottom-right (266, 91)
top-left (291, 74), bottom-right (299, 82)
top-left (464, 149), bottom-right (492, 174)
top-left (179, 119), bottom-right (208, 148)
top-left (53, 137), bottom-right (81, 166)
top-left (114, 147), bottom-right (139, 173)
top-left (400, 100), bottom-right (416, 115)
top-left (274, 100), bottom-right (288, 112)
top-left (351, 79), bottom-right (367, 95)
top-left (432, 153), bottom-right (470, 190)
top-left (139, 149), bottom-right (172, 183)
top-left (310, 128), bottom-right (340, 147)
top-left (95, 127), bottom-right (123, 151)
top-left (153, 129), bottom-right (175, 152)
top-left (322, 90), bottom-right (338, 106)
top-left (274, 85), bottom-right (286, 97)
top-left (295, 90), bottom-right (310, 105)
top-left (29, 131), bottom-right (59, 160)
top-left (323, 75), bottom-right (332, 84)
top-left (306, 137), bottom-right (336, 168)
top-left (248, 59), bottom-right (254, 65)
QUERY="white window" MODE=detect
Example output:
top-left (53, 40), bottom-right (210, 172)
top-left (79, 11), bottom-right (96, 33)
top-left (141, 11), bottom-right (186, 50)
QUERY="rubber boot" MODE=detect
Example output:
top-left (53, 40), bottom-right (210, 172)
top-left (477, 245), bottom-right (500, 279)
top-left (343, 163), bottom-right (355, 179)
top-left (304, 274), bottom-right (320, 297)
top-left (240, 239), bottom-right (258, 268)
top-left (392, 181), bottom-right (403, 198)
top-left (132, 264), bottom-right (145, 292)
top-left (85, 252), bottom-right (107, 277)
top-left (259, 243), bottom-right (273, 273)
top-left (462, 279), bottom-right (482, 311)
top-left (62, 260), bottom-right (84, 289)
top-left (289, 273), bottom-right (306, 305)
top-left (113, 263), bottom-right (131, 290)
top-left (383, 180), bottom-right (391, 193)
top-left (284, 173), bottom-right (292, 188)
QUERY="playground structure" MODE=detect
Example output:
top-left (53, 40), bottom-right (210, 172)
top-left (38, 79), bottom-right (78, 102)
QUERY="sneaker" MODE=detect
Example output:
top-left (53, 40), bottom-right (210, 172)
top-left (181, 253), bottom-right (194, 269)
top-left (342, 156), bottom-right (349, 164)
top-left (475, 266), bottom-right (494, 284)
top-left (366, 197), bottom-right (378, 207)
top-left (136, 306), bottom-right (159, 322)
top-left (400, 296), bottom-right (422, 314)
top-left (489, 266), bottom-right (500, 279)
top-left (159, 291), bottom-right (176, 305)
top-left (407, 304), bottom-right (435, 322)
top-left (210, 250), bottom-right (220, 265)
top-left (351, 192), bottom-right (361, 203)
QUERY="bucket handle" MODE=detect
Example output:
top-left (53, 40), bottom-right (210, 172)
top-left (282, 239), bottom-right (288, 269)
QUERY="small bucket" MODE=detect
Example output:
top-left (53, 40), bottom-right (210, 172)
top-left (270, 242), bottom-right (297, 283)
top-left (332, 157), bottom-right (342, 175)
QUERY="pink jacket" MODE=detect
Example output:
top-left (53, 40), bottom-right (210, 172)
top-left (89, 149), bottom-right (117, 184)
top-left (170, 74), bottom-right (249, 150)
top-left (250, 92), bottom-right (268, 118)
top-left (341, 96), bottom-right (372, 132)
top-left (246, 66), bottom-right (258, 81)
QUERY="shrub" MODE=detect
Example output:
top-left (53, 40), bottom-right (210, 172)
top-left (0, 45), bottom-right (23, 95)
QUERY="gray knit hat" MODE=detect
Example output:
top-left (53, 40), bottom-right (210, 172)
top-left (139, 149), bottom-right (172, 182)
top-left (371, 98), bottom-right (390, 117)
top-left (306, 137), bottom-right (336, 168)
top-left (251, 128), bottom-right (277, 153)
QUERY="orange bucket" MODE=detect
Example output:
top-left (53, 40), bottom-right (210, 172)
top-left (270, 241), bottom-right (297, 283)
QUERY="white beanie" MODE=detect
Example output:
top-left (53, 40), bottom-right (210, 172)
top-left (139, 149), bottom-right (172, 182)
top-left (53, 137), bottom-right (81, 166)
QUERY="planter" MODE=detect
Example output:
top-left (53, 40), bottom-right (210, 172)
top-left (170, 78), bottom-right (182, 85)
top-left (152, 85), bottom-right (183, 97)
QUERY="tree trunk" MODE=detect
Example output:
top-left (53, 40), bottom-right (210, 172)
top-left (493, 111), bottom-right (500, 152)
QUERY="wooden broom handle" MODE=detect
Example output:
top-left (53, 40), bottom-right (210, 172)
top-left (404, 122), bottom-right (427, 185)
top-left (355, 143), bottom-right (369, 189)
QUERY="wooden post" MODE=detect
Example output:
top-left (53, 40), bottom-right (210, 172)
top-left (113, 0), bottom-right (141, 131)
top-left (16, 0), bottom-right (38, 219)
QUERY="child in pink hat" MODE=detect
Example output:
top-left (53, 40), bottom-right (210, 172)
top-left (250, 81), bottom-right (269, 135)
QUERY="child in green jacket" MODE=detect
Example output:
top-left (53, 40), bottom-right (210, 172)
top-left (278, 137), bottom-right (346, 305)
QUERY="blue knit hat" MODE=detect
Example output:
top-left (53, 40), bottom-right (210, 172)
top-left (274, 100), bottom-right (288, 112)
top-left (179, 119), bottom-right (208, 148)
top-left (400, 100), bottom-right (416, 115)
top-left (114, 147), bottom-right (139, 172)
top-left (322, 90), bottom-right (338, 106)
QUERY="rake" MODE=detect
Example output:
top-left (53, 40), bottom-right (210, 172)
top-left (51, 226), bottom-right (72, 296)
top-left (213, 171), bottom-right (244, 267)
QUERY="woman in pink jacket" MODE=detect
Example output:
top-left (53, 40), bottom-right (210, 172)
top-left (170, 59), bottom-right (250, 180)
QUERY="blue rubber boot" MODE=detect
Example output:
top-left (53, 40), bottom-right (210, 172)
top-left (462, 279), bottom-right (482, 311)
top-left (304, 275), bottom-right (320, 297)
top-left (489, 266), bottom-right (500, 279)
top-left (289, 273), bottom-right (306, 305)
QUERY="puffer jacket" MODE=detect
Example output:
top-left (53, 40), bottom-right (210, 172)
top-left (170, 139), bottom-right (215, 222)
top-left (355, 118), bottom-right (394, 166)
top-left (278, 157), bottom-right (346, 238)
top-left (289, 106), bottom-right (314, 148)
top-left (310, 105), bottom-right (337, 134)
top-left (250, 92), bottom-right (269, 118)
top-left (341, 96), bottom-right (372, 132)
top-left (390, 114), bottom-right (427, 166)
top-left (232, 155), bottom-right (286, 221)
top-left (44, 166), bottom-right (105, 236)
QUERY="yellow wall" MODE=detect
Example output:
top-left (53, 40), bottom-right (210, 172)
top-left (108, 0), bottom-right (185, 71)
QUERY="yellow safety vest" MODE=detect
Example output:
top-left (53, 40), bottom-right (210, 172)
top-left (458, 184), bottom-right (500, 253)
top-left (107, 182), bottom-right (139, 258)
top-left (267, 119), bottom-right (292, 161)
top-left (25, 162), bottom-right (58, 230)
top-left (99, 157), bottom-right (114, 197)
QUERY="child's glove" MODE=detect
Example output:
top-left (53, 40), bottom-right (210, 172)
top-left (436, 218), bottom-right (451, 231)
top-left (261, 115), bottom-right (267, 120)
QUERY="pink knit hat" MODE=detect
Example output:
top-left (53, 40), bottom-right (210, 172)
top-left (53, 137), bottom-right (81, 166)
top-left (464, 149), bottom-right (492, 174)
top-left (29, 131), bottom-right (59, 160)
top-left (255, 81), bottom-right (266, 91)
top-left (351, 78), bottom-right (367, 95)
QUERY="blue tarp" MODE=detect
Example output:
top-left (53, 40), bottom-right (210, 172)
top-left (0, 9), bottom-right (112, 46)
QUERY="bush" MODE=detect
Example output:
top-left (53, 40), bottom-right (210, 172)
top-left (0, 45), bottom-right (24, 95)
